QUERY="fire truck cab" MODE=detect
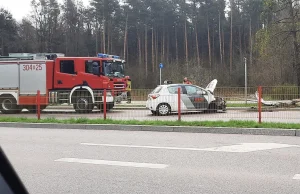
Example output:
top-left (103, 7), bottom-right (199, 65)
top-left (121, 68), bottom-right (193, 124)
top-left (0, 56), bottom-right (115, 114)
top-left (97, 53), bottom-right (131, 97)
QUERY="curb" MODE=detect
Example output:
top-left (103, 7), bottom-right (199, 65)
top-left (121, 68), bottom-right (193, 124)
top-left (0, 122), bottom-right (297, 137)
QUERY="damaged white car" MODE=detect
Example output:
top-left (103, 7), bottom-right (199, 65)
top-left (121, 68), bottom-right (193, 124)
top-left (146, 79), bottom-right (226, 116)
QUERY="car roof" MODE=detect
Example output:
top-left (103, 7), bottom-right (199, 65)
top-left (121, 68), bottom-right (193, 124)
top-left (159, 83), bottom-right (196, 87)
top-left (159, 84), bottom-right (206, 90)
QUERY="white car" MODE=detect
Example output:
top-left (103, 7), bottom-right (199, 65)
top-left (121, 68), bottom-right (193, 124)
top-left (146, 79), bottom-right (226, 116)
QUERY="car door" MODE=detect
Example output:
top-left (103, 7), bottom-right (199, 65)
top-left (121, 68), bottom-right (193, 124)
top-left (183, 85), bottom-right (209, 110)
top-left (166, 85), bottom-right (185, 111)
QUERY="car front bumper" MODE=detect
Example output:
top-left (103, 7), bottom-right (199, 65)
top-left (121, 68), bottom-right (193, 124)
top-left (214, 97), bottom-right (226, 111)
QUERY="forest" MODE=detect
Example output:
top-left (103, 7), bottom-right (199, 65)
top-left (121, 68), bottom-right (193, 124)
top-left (1, 0), bottom-right (300, 88)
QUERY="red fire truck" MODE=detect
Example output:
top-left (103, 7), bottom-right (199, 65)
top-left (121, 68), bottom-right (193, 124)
top-left (97, 53), bottom-right (131, 98)
top-left (0, 56), bottom-right (115, 114)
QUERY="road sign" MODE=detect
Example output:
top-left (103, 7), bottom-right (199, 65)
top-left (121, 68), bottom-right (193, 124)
top-left (159, 63), bottom-right (164, 85)
top-left (159, 63), bottom-right (164, 69)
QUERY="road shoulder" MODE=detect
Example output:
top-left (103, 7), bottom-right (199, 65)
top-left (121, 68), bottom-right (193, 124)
top-left (0, 122), bottom-right (297, 137)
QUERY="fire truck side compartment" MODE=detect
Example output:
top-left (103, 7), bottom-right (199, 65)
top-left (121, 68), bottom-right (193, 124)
top-left (0, 64), bottom-right (19, 89)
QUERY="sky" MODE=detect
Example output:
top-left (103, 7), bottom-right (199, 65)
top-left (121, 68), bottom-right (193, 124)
top-left (1, 0), bottom-right (229, 22)
top-left (0, 0), bottom-right (90, 22)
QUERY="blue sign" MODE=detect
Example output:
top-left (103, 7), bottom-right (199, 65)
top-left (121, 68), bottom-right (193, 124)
top-left (159, 63), bottom-right (164, 69)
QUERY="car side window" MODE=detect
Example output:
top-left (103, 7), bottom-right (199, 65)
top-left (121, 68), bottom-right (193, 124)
top-left (185, 85), bottom-right (202, 95)
top-left (167, 86), bottom-right (183, 94)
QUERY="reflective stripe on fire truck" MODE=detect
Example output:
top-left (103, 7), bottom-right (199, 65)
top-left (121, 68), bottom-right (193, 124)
top-left (69, 86), bottom-right (95, 104)
top-left (0, 90), bottom-right (19, 104)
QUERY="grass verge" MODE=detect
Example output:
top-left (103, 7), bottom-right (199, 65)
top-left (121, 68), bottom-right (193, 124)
top-left (227, 103), bottom-right (257, 108)
top-left (0, 117), bottom-right (299, 129)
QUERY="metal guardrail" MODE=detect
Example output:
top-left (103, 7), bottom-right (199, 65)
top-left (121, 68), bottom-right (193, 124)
top-left (129, 87), bottom-right (300, 101)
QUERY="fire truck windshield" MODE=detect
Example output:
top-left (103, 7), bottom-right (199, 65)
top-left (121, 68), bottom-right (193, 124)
top-left (103, 61), bottom-right (125, 78)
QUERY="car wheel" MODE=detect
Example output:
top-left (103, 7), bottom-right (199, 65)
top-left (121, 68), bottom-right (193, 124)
top-left (156, 103), bottom-right (171, 116)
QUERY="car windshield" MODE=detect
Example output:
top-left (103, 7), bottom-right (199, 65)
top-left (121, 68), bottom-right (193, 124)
top-left (103, 61), bottom-right (125, 78)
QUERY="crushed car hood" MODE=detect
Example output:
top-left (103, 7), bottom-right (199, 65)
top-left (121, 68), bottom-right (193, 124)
top-left (205, 79), bottom-right (217, 93)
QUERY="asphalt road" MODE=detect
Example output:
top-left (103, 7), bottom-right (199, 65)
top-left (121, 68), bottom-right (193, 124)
top-left (1, 108), bottom-right (300, 123)
top-left (0, 127), bottom-right (300, 194)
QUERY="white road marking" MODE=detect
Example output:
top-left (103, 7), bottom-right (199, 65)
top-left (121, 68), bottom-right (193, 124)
top-left (81, 143), bottom-right (210, 151)
top-left (293, 174), bottom-right (300, 180)
top-left (200, 143), bottom-right (299, 153)
top-left (55, 158), bottom-right (168, 169)
top-left (81, 143), bottom-right (299, 153)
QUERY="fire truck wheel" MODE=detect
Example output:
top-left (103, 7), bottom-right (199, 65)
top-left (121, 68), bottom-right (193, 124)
top-left (0, 95), bottom-right (18, 114)
top-left (73, 93), bottom-right (93, 113)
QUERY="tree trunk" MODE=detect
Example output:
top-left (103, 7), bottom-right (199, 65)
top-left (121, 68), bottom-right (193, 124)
top-left (103, 19), bottom-right (106, 53)
top-left (166, 27), bottom-right (170, 64)
top-left (239, 25), bottom-right (243, 63)
top-left (152, 27), bottom-right (155, 72)
top-left (207, 15), bottom-right (212, 68)
top-left (249, 18), bottom-right (253, 66)
top-left (162, 21), bottom-right (165, 62)
top-left (1, 34), bottom-right (4, 56)
top-left (219, 11), bottom-right (223, 67)
top-left (212, 25), bottom-right (215, 68)
top-left (110, 28), bottom-right (113, 54)
top-left (137, 27), bottom-right (142, 66)
top-left (123, 14), bottom-right (128, 59)
top-left (195, 23), bottom-right (200, 65)
top-left (222, 28), bottom-right (225, 67)
top-left (185, 19), bottom-right (189, 73)
top-left (126, 36), bottom-right (129, 63)
top-left (107, 21), bottom-right (110, 54)
top-left (65, 28), bottom-right (68, 55)
top-left (230, 4), bottom-right (233, 74)
top-left (145, 25), bottom-right (148, 77)
top-left (175, 26), bottom-right (179, 65)
top-left (288, 0), bottom-right (300, 87)
top-left (161, 27), bottom-right (164, 62)
top-left (155, 29), bottom-right (158, 68)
